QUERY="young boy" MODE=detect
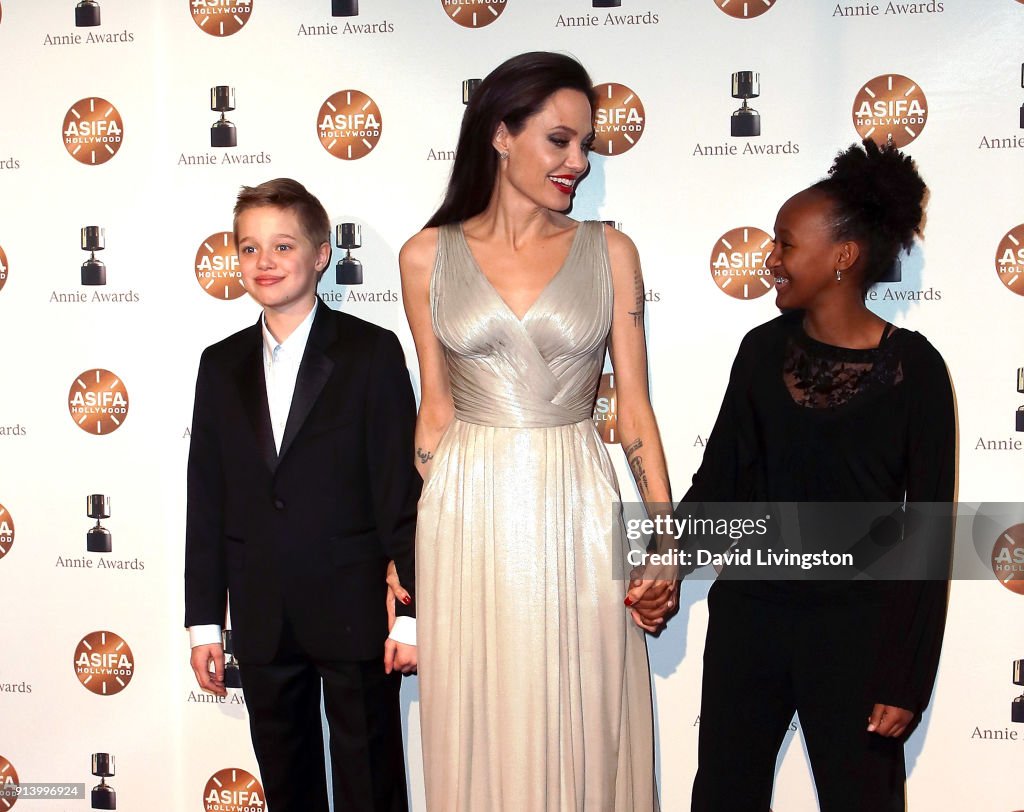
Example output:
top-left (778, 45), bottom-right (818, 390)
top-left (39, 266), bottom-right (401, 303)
top-left (185, 178), bottom-right (418, 812)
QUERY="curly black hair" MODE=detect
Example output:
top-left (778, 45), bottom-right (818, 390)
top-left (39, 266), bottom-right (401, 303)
top-left (811, 139), bottom-right (927, 291)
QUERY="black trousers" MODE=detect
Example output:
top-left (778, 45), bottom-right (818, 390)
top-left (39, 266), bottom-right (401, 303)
top-left (691, 581), bottom-right (906, 812)
top-left (238, 619), bottom-right (408, 812)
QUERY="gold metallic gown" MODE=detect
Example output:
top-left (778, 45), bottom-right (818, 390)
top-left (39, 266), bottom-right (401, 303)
top-left (417, 221), bottom-right (658, 811)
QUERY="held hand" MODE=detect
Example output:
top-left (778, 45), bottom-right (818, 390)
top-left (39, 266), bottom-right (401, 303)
top-left (190, 643), bottom-right (227, 697)
top-left (624, 564), bottom-right (678, 633)
top-left (867, 703), bottom-right (914, 738)
top-left (384, 639), bottom-right (418, 675)
top-left (386, 559), bottom-right (412, 609)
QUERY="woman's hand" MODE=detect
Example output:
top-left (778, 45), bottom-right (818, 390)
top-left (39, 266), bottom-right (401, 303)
top-left (624, 563), bottom-right (678, 632)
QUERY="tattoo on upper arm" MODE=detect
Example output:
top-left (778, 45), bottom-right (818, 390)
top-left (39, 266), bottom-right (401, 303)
top-left (627, 267), bottom-right (644, 328)
top-left (625, 438), bottom-right (649, 497)
top-left (416, 447), bottom-right (434, 465)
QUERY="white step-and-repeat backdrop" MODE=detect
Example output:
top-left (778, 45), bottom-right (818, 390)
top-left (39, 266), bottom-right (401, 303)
top-left (1, 1), bottom-right (1022, 809)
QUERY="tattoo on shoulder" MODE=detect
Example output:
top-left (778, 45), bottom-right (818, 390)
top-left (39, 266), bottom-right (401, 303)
top-left (628, 267), bottom-right (644, 328)
top-left (416, 447), bottom-right (434, 465)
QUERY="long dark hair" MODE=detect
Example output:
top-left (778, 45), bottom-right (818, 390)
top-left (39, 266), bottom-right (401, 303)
top-left (425, 52), bottom-right (597, 228)
top-left (812, 139), bottom-right (927, 292)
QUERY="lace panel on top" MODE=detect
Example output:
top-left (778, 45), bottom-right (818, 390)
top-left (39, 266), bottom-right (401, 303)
top-left (783, 329), bottom-right (904, 409)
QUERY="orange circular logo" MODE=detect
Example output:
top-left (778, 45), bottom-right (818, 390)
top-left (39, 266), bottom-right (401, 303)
top-left (715, 0), bottom-right (776, 18)
top-left (852, 74), bottom-right (927, 148)
top-left (196, 232), bottom-right (246, 300)
top-left (74, 631), bottom-right (135, 695)
top-left (992, 524), bottom-right (1024, 594)
top-left (0, 503), bottom-right (13, 562)
top-left (995, 224), bottom-right (1024, 296)
top-left (593, 83), bottom-right (646, 156)
top-left (190, 0), bottom-right (253, 37)
top-left (68, 369), bottom-right (130, 435)
top-left (710, 227), bottom-right (774, 299)
top-left (0, 244), bottom-right (7, 294)
top-left (594, 373), bottom-right (618, 444)
top-left (63, 98), bottom-right (124, 166)
top-left (0, 755), bottom-right (19, 810)
top-left (441, 0), bottom-right (507, 27)
top-left (203, 769), bottom-right (266, 812)
top-left (318, 90), bottom-right (382, 160)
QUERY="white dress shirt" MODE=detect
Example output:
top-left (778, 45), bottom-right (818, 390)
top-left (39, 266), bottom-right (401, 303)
top-left (190, 301), bottom-right (415, 648)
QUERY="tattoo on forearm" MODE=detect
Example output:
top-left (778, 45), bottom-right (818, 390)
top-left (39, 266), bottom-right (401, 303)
top-left (416, 447), bottom-right (434, 465)
top-left (625, 439), bottom-right (649, 497)
top-left (628, 267), bottom-right (644, 328)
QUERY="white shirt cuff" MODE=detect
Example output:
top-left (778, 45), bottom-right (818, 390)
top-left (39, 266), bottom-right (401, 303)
top-left (388, 616), bottom-right (416, 646)
top-left (189, 624), bottom-right (223, 648)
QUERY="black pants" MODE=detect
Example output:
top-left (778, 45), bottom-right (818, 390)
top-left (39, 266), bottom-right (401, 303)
top-left (239, 619), bottom-right (408, 812)
top-left (691, 581), bottom-right (906, 812)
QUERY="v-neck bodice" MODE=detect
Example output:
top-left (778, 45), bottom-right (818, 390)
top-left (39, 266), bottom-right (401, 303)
top-left (431, 220), bottom-right (613, 428)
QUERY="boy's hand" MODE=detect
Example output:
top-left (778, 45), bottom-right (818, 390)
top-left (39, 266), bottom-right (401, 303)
top-left (384, 640), bottom-right (417, 675)
top-left (190, 643), bottom-right (227, 696)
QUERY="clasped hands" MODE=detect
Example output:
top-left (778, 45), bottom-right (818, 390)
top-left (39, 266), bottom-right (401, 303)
top-left (385, 559), bottom-right (417, 676)
top-left (624, 560), bottom-right (679, 634)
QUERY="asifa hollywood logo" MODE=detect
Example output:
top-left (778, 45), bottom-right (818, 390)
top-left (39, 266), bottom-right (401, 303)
top-left (317, 90), bottom-right (382, 160)
top-left (593, 83), bottom-right (646, 156)
top-left (190, 0), bottom-right (253, 36)
top-left (63, 98), bottom-right (124, 165)
top-left (67, 369), bottom-right (129, 435)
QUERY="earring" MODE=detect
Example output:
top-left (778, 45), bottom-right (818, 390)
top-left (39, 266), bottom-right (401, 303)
top-left (499, 150), bottom-right (509, 160)
top-left (835, 268), bottom-right (842, 283)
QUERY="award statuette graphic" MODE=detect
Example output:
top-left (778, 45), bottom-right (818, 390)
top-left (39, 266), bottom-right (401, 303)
top-left (995, 224), bottom-right (1024, 296)
top-left (81, 226), bottom-right (106, 286)
top-left (75, 0), bottom-right (101, 27)
top-left (336, 223), bottom-right (363, 285)
top-left (462, 78), bottom-right (481, 105)
top-left (210, 86), bottom-right (237, 148)
top-left (63, 98), bottom-right (124, 165)
top-left (332, 0), bottom-right (358, 15)
top-left (1017, 368), bottom-right (1024, 432)
top-left (74, 631), bottom-right (135, 695)
top-left (593, 0), bottom-right (621, 6)
top-left (0, 243), bottom-right (7, 294)
top-left (190, 0), bottom-right (253, 37)
top-left (203, 769), bottom-right (266, 812)
top-left (730, 71), bottom-right (761, 137)
top-left (195, 232), bottom-right (245, 300)
top-left (0, 755), bottom-right (20, 810)
top-left (222, 630), bottom-right (242, 689)
top-left (90, 753), bottom-right (116, 810)
top-left (593, 83), bottom-right (646, 156)
top-left (0, 503), bottom-right (13, 562)
top-left (87, 495), bottom-right (112, 553)
top-left (710, 227), bottom-right (774, 300)
top-left (68, 369), bottom-right (129, 435)
top-left (441, 0), bottom-right (507, 28)
top-left (1013, 660), bottom-right (1024, 723)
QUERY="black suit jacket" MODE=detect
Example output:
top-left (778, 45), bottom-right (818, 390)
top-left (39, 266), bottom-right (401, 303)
top-left (184, 300), bottom-right (419, 664)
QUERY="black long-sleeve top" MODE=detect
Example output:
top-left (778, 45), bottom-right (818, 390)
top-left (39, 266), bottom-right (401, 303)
top-left (681, 310), bottom-right (956, 713)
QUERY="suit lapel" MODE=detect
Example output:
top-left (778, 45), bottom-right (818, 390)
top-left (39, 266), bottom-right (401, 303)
top-left (235, 324), bottom-right (279, 473)
top-left (278, 300), bottom-right (336, 462)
